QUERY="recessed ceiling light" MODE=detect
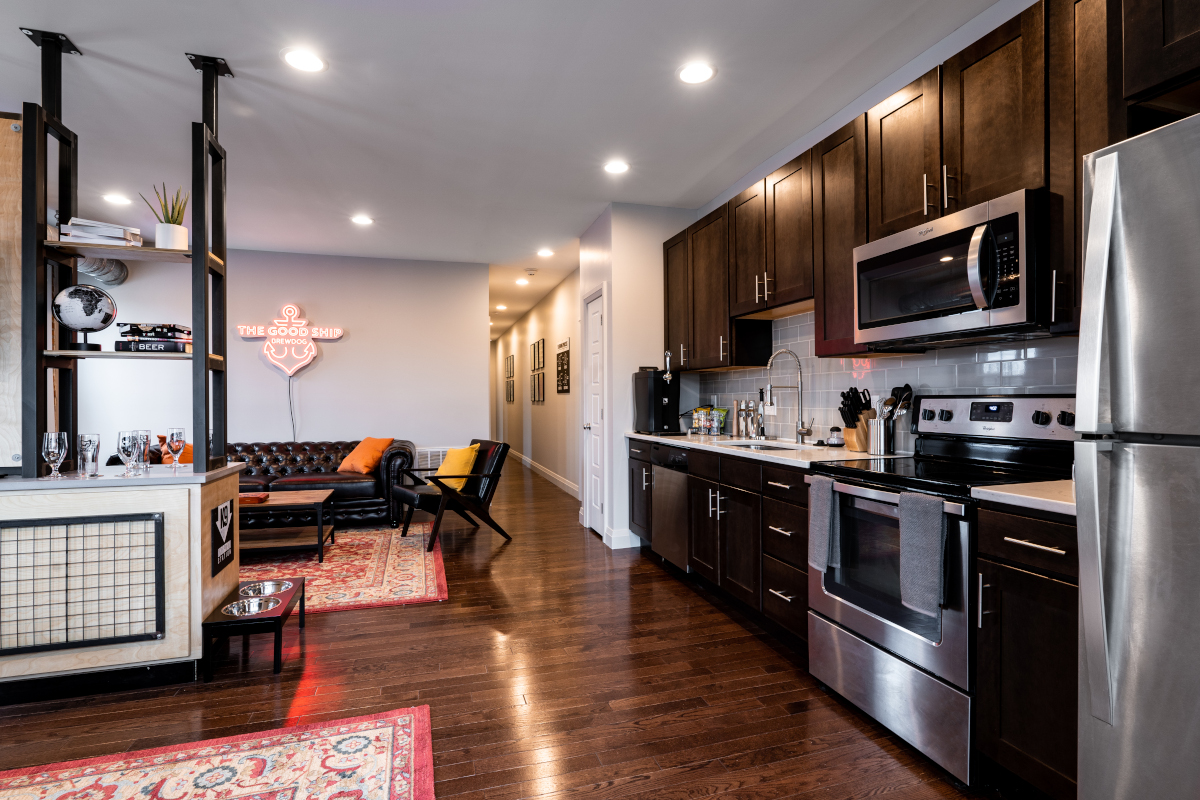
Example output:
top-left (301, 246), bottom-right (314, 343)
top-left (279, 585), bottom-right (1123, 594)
top-left (939, 255), bottom-right (954, 262)
top-left (604, 160), bottom-right (629, 174)
top-left (489, 321), bottom-right (494, 326)
top-left (516, 278), bottom-right (529, 285)
top-left (496, 305), bottom-right (507, 310)
top-left (537, 248), bottom-right (553, 257)
top-left (678, 62), bottom-right (716, 84)
top-left (351, 215), bottom-right (373, 225)
top-left (103, 194), bottom-right (130, 204)
top-left (281, 47), bottom-right (326, 72)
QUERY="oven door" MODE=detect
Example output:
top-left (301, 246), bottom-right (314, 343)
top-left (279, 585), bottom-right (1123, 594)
top-left (854, 189), bottom-right (1031, 345)
top-left (807, 478), bottom-right (972, 691)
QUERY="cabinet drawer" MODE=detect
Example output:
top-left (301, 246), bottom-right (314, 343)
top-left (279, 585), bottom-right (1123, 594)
top-left (762, 465), bottom-right (808, 506)
top-left (628, 441), bottom-right (651, 463)
top-left (721, 457), bottom-right (761, 493)
top-left (689, 450), bottom-right (719, 481)
top-left (978, 509), bottom-right (1078, 580)
top-left (762, 497), bottom-right (808, 570)
top-left (762, 555), bottom-right (807, 638)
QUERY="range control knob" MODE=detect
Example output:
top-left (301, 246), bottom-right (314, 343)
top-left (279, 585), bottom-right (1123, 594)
top-left (1058, 410), bottom-right (1076, 427)
top-left (1031, 410), bottom-right (1052, 426)
top-left (938, 409), bottom-right (954, 422)
top-left (921, 409), bottom-right (936, 421)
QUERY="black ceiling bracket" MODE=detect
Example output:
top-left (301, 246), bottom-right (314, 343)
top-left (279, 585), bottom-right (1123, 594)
top-left (185, 53), bottom-right (233, 141)
top-left (22, 28), bottom-right (81, 121)
top-left (20, 28), bottom-right (82, 56)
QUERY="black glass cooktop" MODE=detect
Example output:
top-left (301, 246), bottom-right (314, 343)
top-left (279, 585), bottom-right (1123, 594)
top-left (814, 457), bottom-right (1071, 498)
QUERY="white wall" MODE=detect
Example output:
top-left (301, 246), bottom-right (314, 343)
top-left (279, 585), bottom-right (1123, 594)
top-left (79, 249), bottom-right (489, 454)
top-left (492, 269), bottom-right (581, 496)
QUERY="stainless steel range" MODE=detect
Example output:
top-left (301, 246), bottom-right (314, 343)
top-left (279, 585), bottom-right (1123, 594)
top-left (805, 393), bottom-right (1076, 783)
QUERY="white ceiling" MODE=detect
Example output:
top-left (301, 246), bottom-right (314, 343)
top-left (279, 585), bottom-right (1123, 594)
top-left (2, 0), bottom-right (995, 268)
top-left (488, 241), bottom-right (579, 340)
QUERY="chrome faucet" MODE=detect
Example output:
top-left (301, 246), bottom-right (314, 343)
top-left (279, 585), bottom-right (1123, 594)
top-left (766, 348), bottom-right (815, 444)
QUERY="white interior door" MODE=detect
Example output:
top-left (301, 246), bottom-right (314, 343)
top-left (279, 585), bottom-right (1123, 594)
top-left (585, 296), bottom-right (605, 534)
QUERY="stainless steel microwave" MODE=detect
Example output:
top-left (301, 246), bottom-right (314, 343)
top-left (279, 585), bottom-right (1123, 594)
top-left (853, 188), bottom-right (1052, 349)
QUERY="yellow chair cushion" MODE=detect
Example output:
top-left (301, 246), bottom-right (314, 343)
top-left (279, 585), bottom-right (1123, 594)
top-left (337, 437), bottom-right (395, 474)
top-left (432, 443), bottom-right (479, 491)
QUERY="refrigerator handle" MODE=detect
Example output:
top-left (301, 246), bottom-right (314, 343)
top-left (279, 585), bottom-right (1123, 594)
top-left (1076, 439), bottom-right (1115, 725)
top-left (1077, 152), bottom-right (1119, 435)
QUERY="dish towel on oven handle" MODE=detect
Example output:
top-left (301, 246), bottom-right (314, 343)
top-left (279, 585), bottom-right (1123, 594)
top-left (807, 475), bottom-right (841, 572)
top-left (899, 491), bottom-right (947, 618)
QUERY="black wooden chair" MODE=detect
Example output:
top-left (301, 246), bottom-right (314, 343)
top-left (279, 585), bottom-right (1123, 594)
top-left (394, 439), bottom-right (511, 552)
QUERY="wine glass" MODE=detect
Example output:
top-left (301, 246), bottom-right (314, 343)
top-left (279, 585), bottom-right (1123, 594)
top-left (135, 429), bottom-right (152, 474)
top-left (166, 427), bottom-right (186, 474)
top-left (41, 432), bottom-right (67, 479)
top-left (117, 430), bottom-right (137, 477)
top-left (78, 434), bottom-right (100, 478)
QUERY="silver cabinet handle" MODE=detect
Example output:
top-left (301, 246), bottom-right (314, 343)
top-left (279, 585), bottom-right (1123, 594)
top-left (719, 335), bottom-right (725, 361)
top-left (1002, 536), bottom-right (1066, 555)
top-left (680, 344), bottom-right (686, 365)
top-left (768, 589), bottom-right (795, 602)
top-left (977, 573), bottom-right (993, 628)
top-left (966, 224), bottom-right (991, 310)
top-left (923, 172), bottom-right (928, 216)
top-left (1050, 268), bottom-right (1057, 324)
top-left (768, 525), bottom-right (792, 537)
top-left (767, 481), bottom-right (792, 489)
top-left (755, 274), bottom-right (761, 303)
top-left (642, 468), bottom-right (648, 490)
top-left (715, 491), bottom-right (725, 517)
top-left (630, 447), bottom-right (643, 453)
top-left (1077, 152), bottom-right (1118, 434)
top-left (708, 488), bottom-right (714, 518)
top-left (942, 164), bottom-right (949, 208)
top-left (763, 270), bottom-right (771, 300)
top-left (1077, 439), bottom-right (1115, 724)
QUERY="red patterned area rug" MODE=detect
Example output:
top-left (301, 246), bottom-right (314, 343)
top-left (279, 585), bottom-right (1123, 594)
top-left (0, 706), bottom-right (435, 800)
top-left (240, 523), bottom-right (447, 613)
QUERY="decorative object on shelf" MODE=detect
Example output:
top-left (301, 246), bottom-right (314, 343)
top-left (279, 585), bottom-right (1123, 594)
top-left (76, 255), bottom-right (128, 285)
top-left (78, 433), bottom-right (100, 477)
top-left (237, 304), bottom-right (344, 376)
top-left (119, 322), bottom-right (191, 340)
top-left (61, 216), bottom-right (142, 246)
top-left (50, 284), bottom-right (115, 351)
top-left (116, 340), bottom-right (192, 353)
top-left (40, 431), bottom-right (67, 479)
top-left (141, 183), bottom-right (190, 250)
top-left (556, 338), bottom-right (570, 394)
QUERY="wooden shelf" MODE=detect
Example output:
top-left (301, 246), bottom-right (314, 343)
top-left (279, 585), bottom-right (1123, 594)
top-left (44, 349), bottom-right (191, 360)
top-left (44, 241), bottom-right (225, 269)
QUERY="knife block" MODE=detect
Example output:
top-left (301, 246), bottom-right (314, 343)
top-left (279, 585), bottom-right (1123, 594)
top-left (845, 410), bottom-right (875, 451)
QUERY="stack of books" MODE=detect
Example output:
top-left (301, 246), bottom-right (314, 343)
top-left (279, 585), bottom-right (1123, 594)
top-left (59, 217), bottom-right (143, 247)
top-left (115, 323), bottom-right (192, 353)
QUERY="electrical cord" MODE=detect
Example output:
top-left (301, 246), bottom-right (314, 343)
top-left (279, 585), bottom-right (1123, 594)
top-left (288, 376), bottom-right (297, 441)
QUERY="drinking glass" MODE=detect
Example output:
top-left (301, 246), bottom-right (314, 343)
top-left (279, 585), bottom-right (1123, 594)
top-left (117, 430), bottom-right (138, 477)
top-left (166, 427), bottom-right (186, 474)
top-left (78, 434), bottom-right (100, 478)
top-left (41, 431), bottom-right (68, 479)
top-left (135, 429), bottom-right (152, 474)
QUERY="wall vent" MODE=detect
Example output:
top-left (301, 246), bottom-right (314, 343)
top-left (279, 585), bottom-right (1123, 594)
top-left (415, 448), bottom-right (447, 469)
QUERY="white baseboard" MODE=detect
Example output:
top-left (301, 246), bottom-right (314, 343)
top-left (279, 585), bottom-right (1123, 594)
top-left (509, 450), bottom-right (579, 499)
top-left (603, 525), bottom-right (643, 550)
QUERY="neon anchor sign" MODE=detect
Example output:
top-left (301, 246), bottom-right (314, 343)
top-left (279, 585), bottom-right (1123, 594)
top-left (236, 304), bottom-right (344, 376)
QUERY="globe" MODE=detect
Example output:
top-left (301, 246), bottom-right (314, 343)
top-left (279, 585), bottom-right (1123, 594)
top-left (51, 285), bottom-right (117, 333)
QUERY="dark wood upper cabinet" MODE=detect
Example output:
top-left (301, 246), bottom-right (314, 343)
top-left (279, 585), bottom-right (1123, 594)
top-left (687, 205), bottom-right (730, 369)
top-left (765, 151), bottom-right (815, 306)
top-left (663, 230), bottom-right (690, 368)
top-left (1123, 0), bottom-right (1200, 100)
top-left (943, 2), bottom-right (1047, 213)
top-left (728, 180), bottom-right (767, 317)
top-left (719, 485), bottom-right (761, 609)
top-left (813, 117), bottom-right (869, 357)
top-left (868, 68), bottom-right (943, 240)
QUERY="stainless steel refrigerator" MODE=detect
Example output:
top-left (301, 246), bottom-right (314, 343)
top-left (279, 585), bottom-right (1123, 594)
top-left (1076, 112), bottom-right (1200, 799)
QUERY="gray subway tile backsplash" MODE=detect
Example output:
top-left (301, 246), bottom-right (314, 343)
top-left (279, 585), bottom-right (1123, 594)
top-left (698, 311), bottom-right (1079, 444)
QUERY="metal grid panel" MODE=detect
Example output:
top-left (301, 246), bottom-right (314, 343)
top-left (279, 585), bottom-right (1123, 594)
top-left (0, 513), bottom-right (164, 655)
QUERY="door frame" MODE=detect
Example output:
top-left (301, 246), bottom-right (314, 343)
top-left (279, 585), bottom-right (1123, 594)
top-left (580, 283), bottom-right (609, 536)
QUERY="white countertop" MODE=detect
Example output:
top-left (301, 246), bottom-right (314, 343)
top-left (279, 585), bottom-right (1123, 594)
top-left (626, 431), bottom-right (903, 469)
top-left (0, 462), bottom-right (246, 492)
top-left (971, 480), bottom-right (1076, 516)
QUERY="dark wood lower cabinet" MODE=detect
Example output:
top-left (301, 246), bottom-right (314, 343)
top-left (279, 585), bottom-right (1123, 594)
top-left (976, 557), bottom-right (1078, 800)
top-left (629, 460), bottom-right (651, 539)
top-left (761, 555), bottom-right (807, 639)
top-left (688, 476), bottom-right (719, 582)
top-left (718, 485), bottom-right (760, 609)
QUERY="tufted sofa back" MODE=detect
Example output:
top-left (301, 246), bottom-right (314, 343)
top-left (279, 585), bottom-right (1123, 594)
top-left (227, 440), bottom-right (411, 478)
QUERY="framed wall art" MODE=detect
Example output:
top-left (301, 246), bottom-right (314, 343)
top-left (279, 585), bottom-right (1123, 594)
top-left (556, 338), bottom-right (570, 393)
top-left (505, 379), bottom-right (514, 403)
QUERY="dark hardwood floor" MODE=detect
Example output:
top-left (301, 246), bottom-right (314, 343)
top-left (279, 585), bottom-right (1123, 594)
top-left (0, 464), bottom-right (1013, 799)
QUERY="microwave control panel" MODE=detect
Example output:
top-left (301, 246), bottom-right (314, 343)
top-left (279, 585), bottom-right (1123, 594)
top-left (915, 395), bottom-right (1075, 441)
top-left (990, 214), bottom-right (1021, 308)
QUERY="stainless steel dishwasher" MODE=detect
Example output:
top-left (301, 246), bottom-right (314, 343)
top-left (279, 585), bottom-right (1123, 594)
top-left (650, 443), bottom-right (689, 570)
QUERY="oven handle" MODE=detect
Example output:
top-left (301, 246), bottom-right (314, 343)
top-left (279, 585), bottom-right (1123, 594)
top-left (804, 475), bottom-right (966, 516)
top-left (966, 223), bottom-right (991, 310)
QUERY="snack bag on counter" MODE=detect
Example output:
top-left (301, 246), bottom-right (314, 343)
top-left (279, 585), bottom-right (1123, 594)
top-left (711, 408), bottom-right (728, 434)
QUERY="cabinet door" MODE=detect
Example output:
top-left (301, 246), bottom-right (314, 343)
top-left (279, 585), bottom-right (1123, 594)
top-left (813, 115), bottom-right (869, 357)
top-left (718, 485), bottom-right (760, 609)
top-left (629, 461), bottom-right (651, 539)
top-left (976, 558), bottom-right (1077, 800)
top-left (688, 206), bottom-right (730, 369)
top-left (942, 2), bottom-right (1046, 213)
top-left (867, 68), bottom-right (942, 241)
top-left (663, 229), bottom-right (691, 368)
top-left (765, 151), bottom-right (814, 307)
top-left (1123, 0), bottom-right (1200, 100)
top-left (688, 476), bottom-right (720, 582)
top-left (728, 180), bottom-right (767, 317)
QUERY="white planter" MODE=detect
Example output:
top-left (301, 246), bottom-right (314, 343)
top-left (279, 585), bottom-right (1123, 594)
top-left (155, 223), bottom-right (189, 250)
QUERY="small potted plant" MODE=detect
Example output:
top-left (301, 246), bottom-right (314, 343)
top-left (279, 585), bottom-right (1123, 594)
top-left (141, 184), bottom-right (190, 250)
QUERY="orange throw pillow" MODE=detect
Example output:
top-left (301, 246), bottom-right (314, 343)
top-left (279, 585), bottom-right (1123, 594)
top-left (338, 437), bottom-right (395, 474)
top-left (157, 434), bottom-right (193, 464)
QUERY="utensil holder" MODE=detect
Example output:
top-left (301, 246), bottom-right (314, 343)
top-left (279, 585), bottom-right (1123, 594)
top-left (868, 419), bottom-right (887, 455)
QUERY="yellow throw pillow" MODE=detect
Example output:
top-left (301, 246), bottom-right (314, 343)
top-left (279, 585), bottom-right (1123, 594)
top-left (432, 443), bottom-right (479, 491)
top-left (337, 437), bottom-right (395, 474)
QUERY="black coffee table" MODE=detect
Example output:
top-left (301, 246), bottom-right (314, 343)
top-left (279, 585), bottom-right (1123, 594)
top-left (201, 577), bottom-right (305, 680)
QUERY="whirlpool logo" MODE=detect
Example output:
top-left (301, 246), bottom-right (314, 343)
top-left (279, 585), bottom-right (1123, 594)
top-left (917, 227), bottom-right (935, 237)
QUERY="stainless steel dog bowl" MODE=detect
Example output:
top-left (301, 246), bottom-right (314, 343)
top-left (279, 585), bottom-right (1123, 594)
top-left (240, 580), bottom-right (293, 597)
top-left (222, 597), bottom-right (280, 617)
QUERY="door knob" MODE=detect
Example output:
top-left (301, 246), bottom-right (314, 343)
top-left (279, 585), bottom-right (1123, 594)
top-left (583, 423), bottom-right (592, 429)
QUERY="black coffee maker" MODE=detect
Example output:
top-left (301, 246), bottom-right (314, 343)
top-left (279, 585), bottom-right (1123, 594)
top-left (633, 368), bottom-right (681, 433)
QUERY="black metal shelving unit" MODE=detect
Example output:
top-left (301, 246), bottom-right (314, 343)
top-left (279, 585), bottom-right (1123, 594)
top-left (17, 31), bottom-right (231, 477)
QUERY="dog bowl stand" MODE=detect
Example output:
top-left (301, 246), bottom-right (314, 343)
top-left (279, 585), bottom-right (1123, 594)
top-left (201, 577), bottom-right (306, 681)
